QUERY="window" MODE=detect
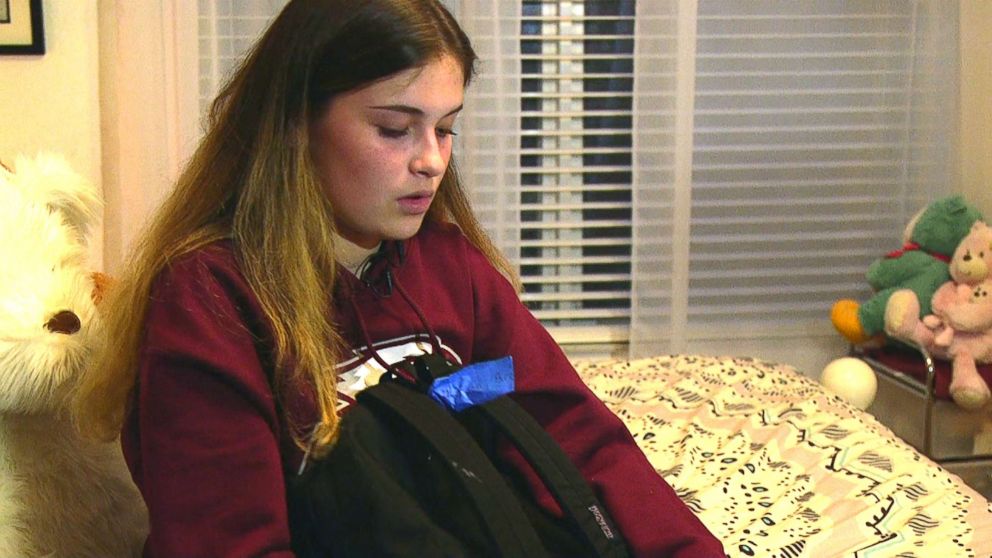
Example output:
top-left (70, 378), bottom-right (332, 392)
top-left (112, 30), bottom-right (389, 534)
top-left (688, 1), bottom-right (953, 335)
top-left (197, 0), bottom-right (284, 115)
top-left (457, 1), bottom-right (640, 338)
top-left (455, 0), bottom-right (958, 363)
top-left (517, 0), bottom-right (635, 330)
top-left (196, 1), bottom-right (960, 368)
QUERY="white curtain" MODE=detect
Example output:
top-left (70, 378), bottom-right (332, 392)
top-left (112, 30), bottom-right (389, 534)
top-left (629, 0), bottom-right (693, 356)
top-left (454, 1), bottom-right (523, 266)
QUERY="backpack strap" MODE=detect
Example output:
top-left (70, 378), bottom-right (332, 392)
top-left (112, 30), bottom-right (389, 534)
top-left (359, 381), bottom-right (550, 558)
top-left (375, 353), bottom-right (630, 557)
top-left (467, 397), bottom-right (632, 558)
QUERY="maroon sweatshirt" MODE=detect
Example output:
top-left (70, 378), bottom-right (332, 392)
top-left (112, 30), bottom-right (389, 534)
top-left (123, 221), bottom-right (723, 557)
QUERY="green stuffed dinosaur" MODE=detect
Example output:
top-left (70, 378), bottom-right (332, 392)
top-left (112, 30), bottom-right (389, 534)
top-left (831, 195), bottom-right (983, 345)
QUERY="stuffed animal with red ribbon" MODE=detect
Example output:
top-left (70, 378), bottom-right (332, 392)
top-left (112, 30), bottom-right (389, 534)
top-left (831, 195), bottom-right (983, 346)
top-left (885, 221), bottom-right (992, 409)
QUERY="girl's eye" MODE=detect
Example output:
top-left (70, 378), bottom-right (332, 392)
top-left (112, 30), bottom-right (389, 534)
top-left (436, 127), bottom-right (457, 138)
top-left (377, 126), bottom-right (409, 139)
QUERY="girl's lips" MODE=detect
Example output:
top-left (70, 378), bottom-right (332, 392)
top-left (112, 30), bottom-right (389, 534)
top-left (397, 193), bottom-right (433, 214)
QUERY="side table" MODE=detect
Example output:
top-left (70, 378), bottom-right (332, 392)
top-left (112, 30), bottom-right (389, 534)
top-left (852, 344), bottom-right (992, 500)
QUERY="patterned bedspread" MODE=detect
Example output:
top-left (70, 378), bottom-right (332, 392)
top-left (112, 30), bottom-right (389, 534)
top-left (575, 355), bottom-right (992, 557)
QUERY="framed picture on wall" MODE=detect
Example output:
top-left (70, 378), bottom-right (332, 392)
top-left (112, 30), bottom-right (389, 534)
top-left (0, 0), bottom-right (44, 55)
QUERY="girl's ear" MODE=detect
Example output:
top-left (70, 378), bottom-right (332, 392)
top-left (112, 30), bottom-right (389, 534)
top-left (9, 153), bottom-right (102, 244)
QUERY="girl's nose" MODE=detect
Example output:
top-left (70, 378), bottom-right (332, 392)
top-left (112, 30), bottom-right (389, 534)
top-left (410, 135), bottom-right (446, 178)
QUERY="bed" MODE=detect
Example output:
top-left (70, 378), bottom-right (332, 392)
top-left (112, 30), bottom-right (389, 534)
top-left (575, 354), bottom-right (992, 557)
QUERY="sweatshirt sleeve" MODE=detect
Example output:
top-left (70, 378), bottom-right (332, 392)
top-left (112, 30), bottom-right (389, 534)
top-left (465, 246), bottom-right (724, 557)
top-left (126, 250), bottom-right (296, 558)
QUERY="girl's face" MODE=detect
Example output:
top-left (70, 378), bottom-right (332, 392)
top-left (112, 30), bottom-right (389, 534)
top-left (310, 55), bottom-right (465, 249)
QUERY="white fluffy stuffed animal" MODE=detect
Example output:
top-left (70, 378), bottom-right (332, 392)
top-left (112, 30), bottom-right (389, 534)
top-left (0, 154), bottom-right (147, 557)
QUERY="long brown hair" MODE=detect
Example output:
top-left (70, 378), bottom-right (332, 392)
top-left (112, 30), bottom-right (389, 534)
top-left (73, 0), bottom-right (517, 454)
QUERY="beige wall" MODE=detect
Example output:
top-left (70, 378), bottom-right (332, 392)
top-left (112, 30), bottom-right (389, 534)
top-left (959, 1), bottom-right (992, 216)
top-left (0, 2), bottom-right (102, 266)
top-left (0, 2), bottom-right (193, 273)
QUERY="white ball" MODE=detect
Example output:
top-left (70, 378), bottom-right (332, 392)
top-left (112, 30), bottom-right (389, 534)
top-left (820, 357), bottom-right (878, 410)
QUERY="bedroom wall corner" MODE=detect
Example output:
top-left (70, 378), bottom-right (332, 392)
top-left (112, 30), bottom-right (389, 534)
top-left (959, 1), bottom-right (992, 217)
top-left (0, 2), bottom-right (102, 268)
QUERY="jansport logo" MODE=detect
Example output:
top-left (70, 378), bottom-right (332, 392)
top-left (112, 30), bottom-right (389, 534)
top-left (588, 505), bottom-right (615, 539)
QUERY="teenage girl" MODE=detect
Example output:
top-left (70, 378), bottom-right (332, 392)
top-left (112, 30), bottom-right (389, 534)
top-left (74, 1), bottom-right (724, 556)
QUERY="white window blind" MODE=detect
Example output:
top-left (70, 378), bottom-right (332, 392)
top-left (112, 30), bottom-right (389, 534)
top-left (197, 0), bottom-right (286, 115)
top-left (518, 1), bottom-right (636, 328)
top-left (459, 1), bottom-right (651, 344)
top-left (686, 1), bottom-right (956, 340)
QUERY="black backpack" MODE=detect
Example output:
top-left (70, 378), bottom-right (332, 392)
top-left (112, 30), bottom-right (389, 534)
top-left (286, 353), bottom-right (631, 558)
